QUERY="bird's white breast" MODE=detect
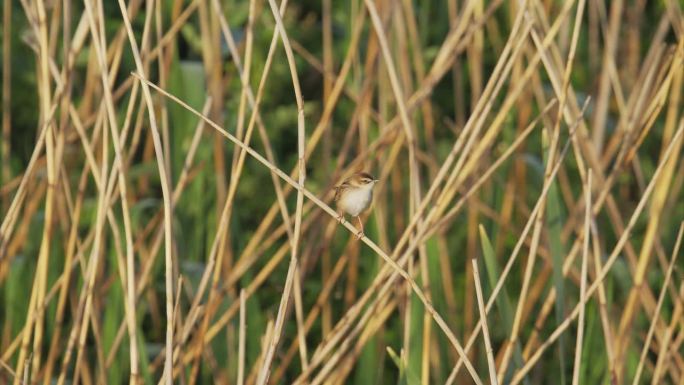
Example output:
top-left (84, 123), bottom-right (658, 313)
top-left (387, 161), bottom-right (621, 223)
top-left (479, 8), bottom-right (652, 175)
top-left (339, 184), bottom-right (373, 217)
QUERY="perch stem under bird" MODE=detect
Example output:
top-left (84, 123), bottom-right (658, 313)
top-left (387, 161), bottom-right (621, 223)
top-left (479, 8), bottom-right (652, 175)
top-left (333, 172), bottom-right (379, 239)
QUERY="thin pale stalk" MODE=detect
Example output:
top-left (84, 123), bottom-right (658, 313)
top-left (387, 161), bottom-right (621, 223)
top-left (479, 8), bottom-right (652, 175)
top-left (115, 0), bottom-right (175, 382)
top-left (471, 258), bottom-right (498, 385)
top-left (571, 173), bottom-right (591, 385)
top-left (632, 223), bottom-right (684, 384)
top-left (137, 74), bottom-right (482, 385)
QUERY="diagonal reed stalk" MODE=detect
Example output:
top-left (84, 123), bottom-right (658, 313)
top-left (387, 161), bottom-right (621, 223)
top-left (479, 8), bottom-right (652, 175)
top-left (1, 1), bottom-right (683, 384)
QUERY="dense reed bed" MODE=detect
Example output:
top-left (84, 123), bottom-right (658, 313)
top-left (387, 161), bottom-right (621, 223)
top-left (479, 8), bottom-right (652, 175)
top-left (1, 0), bottom-right (683, 384)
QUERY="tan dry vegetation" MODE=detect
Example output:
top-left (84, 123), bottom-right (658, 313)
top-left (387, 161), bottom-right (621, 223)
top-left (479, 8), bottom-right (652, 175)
top-left (1, 0), bottom-right (683, 384)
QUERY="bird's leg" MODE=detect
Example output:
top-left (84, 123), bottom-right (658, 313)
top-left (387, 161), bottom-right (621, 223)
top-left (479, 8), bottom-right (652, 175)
top-left (337, 211), bottom-right (344, 223)
top-left (355, 216), bottom-right (364, 239)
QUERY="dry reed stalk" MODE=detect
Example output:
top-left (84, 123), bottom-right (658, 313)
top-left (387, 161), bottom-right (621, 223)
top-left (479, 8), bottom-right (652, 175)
top-left (238, 289), bottom-right (246, 385)
top-left (632, 223), bottom-right (684, 384)
top-left (300, 286), bottom-right (395, 385)
top-left (80, 1), bottom-right (140, 381)
top-left (588, 214), bottom-right (617, 378)
top-left (188, 0), bottom-right (279, 375)
top-left (192, 7), bottom-right (310, 375)
top-left (2, 1), bottom-right (683, 384)
top-left (114, 0), bottom-right (175, 382)
top-left (471, 258), bottom-right (497, 385)
top-left (2, 219), bottom-right (92, 365)
top-left (509, 0), bottom-right (628, 345)
top-left (320, 0), bottom-right (335, 342)
top-left (56, 111), bottom-right (106, 385)
top-left (650, 257), bottom-right (684, 382)
top-left (614, 38), bottom-right (684, 374)
top-left (38, 158), bottom-right (86, 380)
top-left (197, 10), bottom-right (496, 351)
top-left (524, 73), bottom-right (679, 377)
top-left (499, 0), bottom-right (587, 380)
top-left (591, 0), bottom-right (623, 152)
top-left (396, 4), bottom-right (436, 382)
top-left (137, 74), bottom-right (486, 384)
top-left (571, 172), bottom-right (591, 385)
top-left (311, 296), bottom-right (397, 385)
top-left (331, 5), bottom-right (528, 353)
top-left (1, 0), bottom-right (10, 202)
top-left (306, 11), bottom-right (542, 379)
top-left (364, 0), bottom-right (425, 378)
top-left (1, 39), bottom-right (158, 376)
top-left (96, 98), bottom-right (210, 369)
top-left (270, 254), bottom-right (349, 383)
top-left (253, 0), bottom-right (306, 382)
top-left (12, 0), bottom-right (57, 380)
top-left (445, 102), bottom-right (586, 384)
top-left (510, 118), bottom-right (684, 384)
top-left (185, 204), bottom-right (338, 360)
top-left (520, 6), bottom-right (681, 377)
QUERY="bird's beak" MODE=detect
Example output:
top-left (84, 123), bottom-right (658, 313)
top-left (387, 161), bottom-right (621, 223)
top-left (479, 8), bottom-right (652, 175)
top-left (374, 179), bottom-right (379, 183)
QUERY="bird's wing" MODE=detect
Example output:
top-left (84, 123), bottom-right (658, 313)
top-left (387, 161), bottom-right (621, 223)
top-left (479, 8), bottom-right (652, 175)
top-left (333, 182), bottom-right (349, 202)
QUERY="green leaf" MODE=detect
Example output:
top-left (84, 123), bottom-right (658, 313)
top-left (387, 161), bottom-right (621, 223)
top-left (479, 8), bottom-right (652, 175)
top-left (479, 225), bottom-right (529, 385)
top-left (544, 132), bottom-right (568, 384)
top-left (386, 346), bottom-right (420, 385)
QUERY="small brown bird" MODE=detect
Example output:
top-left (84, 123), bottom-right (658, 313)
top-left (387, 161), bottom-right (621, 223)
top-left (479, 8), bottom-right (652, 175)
top-left (333, 172), bottom-right (379, 239)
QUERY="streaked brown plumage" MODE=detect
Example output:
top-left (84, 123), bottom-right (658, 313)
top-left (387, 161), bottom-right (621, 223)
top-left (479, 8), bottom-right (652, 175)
top-left (333, 172), bottom-right (378, 238)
